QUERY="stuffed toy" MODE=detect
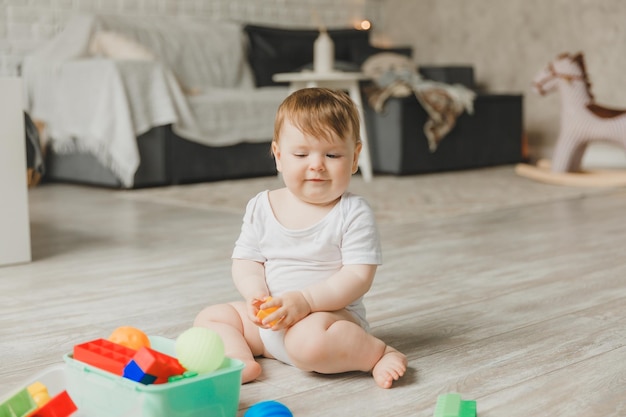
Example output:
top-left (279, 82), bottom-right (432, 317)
top-left (516, 52), bottom-right (626, 186)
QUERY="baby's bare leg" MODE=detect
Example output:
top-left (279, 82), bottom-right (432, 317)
top-left (284, 312), bottom-right (407, 388)
top-left (193, 302), bottom-right (264, 383)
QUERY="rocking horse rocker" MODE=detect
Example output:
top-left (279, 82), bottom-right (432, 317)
top-left (516, 52), bottom-right (626, 186)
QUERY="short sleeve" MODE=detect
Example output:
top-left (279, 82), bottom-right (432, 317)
top-left (340, 195), bottom-right (382, 265)
top-left (231, 192), bottom-right (267, 263)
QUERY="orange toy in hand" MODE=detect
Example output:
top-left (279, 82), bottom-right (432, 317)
top-left (256, 297), bottom-right (280, 327)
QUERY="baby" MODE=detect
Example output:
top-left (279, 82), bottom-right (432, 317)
top-left (194, 87), bottom-right (407, 388)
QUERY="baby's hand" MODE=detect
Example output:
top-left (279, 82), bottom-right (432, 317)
top-left (260, 291), bottom-right (311, 330)
top-left (248, 295), bottom-right (271, 325)
top-left (255, 296), bottom-right (281, 328)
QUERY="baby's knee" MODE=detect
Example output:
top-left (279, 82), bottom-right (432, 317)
top-left (193, 303), bottom-right (243, 329)
top-left (284, 329), bottom-right (327, 370)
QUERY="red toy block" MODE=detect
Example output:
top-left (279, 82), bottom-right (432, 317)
top-left (73, 339), bottom-right (136, 375)
top-left (132, 347), bottom-right (186, 384)
top-left (29, 390), bottom-right (77, 417)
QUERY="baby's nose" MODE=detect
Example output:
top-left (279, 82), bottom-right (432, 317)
top-left (309, 154), bottom-right (325, 170)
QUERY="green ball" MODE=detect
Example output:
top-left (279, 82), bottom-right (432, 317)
top-left (175, 327), bottom-right (225, 374)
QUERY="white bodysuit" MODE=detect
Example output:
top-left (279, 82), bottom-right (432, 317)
top-left (231, 190), bottom-right (382, 365)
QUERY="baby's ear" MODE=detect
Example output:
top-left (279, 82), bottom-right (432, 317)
top-left (271, 141), bottom-right (283, 172)
top-left (352, 142), bottom-right (362, 174)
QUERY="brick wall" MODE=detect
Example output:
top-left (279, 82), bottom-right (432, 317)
top-left (0, 0), bottom-right (380, 76)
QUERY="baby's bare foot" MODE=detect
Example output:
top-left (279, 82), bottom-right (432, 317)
top-left (372, 346), bottom-right (407, 389)
top-left (241, 359), bottom-right (262, 384)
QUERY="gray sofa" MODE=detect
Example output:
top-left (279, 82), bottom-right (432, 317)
top-left (45, 126), bottom-right (278, 187)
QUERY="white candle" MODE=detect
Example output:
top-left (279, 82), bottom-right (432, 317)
top-left (314, 30), bottom-right (334, 73)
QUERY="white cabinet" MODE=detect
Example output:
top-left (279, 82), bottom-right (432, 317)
top-left (0, 78), bottom-right (31, 266)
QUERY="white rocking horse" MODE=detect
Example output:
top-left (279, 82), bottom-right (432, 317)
top-left (516, 52), bottom-right (626, 186)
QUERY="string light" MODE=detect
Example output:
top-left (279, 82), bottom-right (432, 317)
top-left (355, 19), bottom-right (371, 30)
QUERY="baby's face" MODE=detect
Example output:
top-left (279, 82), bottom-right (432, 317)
top-left (272, 119), bottom-right (361, 206)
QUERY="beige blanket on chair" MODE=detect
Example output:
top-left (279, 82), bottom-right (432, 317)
top-left (363, 53), bottom-right (476, 152)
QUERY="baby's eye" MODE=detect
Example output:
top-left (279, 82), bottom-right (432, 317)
top-left (326, 154), bottom-right (341, 159)
top-left (293, 153), bottom-right (307, 158)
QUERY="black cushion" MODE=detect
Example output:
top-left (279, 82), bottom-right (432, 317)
top-left (244, 25), bottom-right (372, 87)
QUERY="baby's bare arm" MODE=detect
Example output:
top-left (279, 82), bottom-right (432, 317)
top-left (257, 265), bottom-right (376, 329)
top-left (301, 264), bottom-right (377, 312)
top-left (232, 258), bottom-right (270, 322)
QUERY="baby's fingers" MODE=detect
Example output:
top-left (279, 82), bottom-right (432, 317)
top-left (251, 295), bottom-right (270, 309)
top-left (256, 304), bottom-right (281, 327)
top-left (259, 296), bottom-right (281, 310)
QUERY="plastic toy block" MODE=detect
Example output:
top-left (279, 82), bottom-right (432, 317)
top-left (131, 347), bottom-right (186, 384)
top-left (29, 390), bottom-right (77, 417)
top-left (168, 370), bottom-right (198, 383)
top-left (123, 360), bottom-right (157, 385)
top-left (0, 388), bottom-right (37, 417)
top-left (27, 382), bottom-right (51, 407)
top-left (433, 393), bottom-right (476, 417)
top-left (73, 338), bottom-right (136, 375)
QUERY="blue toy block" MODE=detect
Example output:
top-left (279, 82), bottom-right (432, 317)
top-left (123, 360), bottom-right (157, 385)
top-left (433, 393), bottom-right (476, 417)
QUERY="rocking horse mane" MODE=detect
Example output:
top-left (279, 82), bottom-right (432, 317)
top-left (560, 52), bottom-right (626, 118)
top-left (560, 52), bottom-right (595, 102)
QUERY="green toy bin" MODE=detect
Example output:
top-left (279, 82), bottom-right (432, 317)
top-left (63, 336), bottom-right (243, 417)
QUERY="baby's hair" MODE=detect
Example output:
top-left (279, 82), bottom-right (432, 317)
top-left (273, 88), bottom-right (361, 149)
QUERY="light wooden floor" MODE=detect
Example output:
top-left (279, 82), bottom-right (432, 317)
top-left (2, 169), bottom-right (626, 416)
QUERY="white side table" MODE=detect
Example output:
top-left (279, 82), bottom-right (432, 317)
top-left (273, 71), bottom-right (373, 182)
top-left (0, 78), bottom-right (31, 266)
